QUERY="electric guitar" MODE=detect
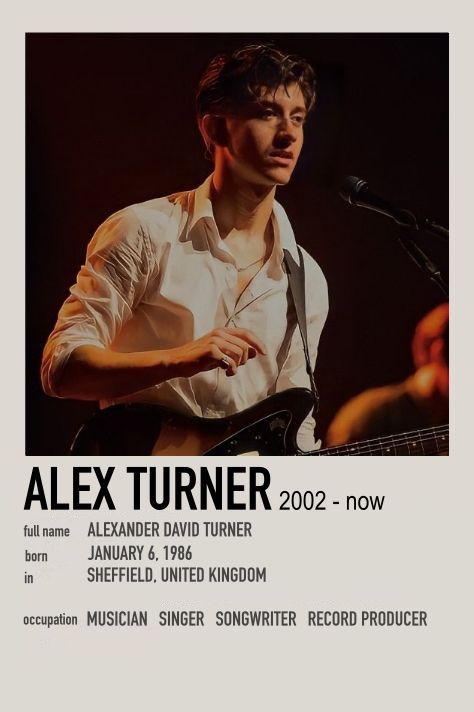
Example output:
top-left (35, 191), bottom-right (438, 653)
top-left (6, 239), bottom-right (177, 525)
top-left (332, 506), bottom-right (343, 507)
top-left (70, 387), bottom-right (449, 456)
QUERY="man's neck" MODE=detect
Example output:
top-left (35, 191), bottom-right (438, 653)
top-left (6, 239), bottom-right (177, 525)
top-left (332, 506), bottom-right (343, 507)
top-left (210, 166), bottom-right (276, 243)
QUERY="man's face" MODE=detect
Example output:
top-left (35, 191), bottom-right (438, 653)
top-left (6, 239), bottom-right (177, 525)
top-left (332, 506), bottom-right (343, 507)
top-left (220, 82), bottom-right (307, 187)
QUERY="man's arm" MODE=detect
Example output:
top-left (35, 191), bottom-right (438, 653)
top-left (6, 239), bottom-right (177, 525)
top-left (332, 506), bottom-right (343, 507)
top-left (41, 209), bottom-right (265, 400)
top-left (52, 328), bottom-right (266, 401)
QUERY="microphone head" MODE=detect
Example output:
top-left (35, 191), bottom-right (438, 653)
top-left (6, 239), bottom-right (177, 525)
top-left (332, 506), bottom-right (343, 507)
top-left (339, 175), bottom-right (368, 205)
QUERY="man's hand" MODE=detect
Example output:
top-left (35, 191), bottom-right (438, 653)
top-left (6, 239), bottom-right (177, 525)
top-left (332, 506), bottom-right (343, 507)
top-left (167, 327), bottom-right (267, 378)
top-left (53, 328), bottom-right (266, 400)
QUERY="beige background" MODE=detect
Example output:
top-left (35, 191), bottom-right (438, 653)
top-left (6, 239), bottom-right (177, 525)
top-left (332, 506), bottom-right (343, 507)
top-left (2, 1), bottom-right (473, 709)
top-left (6, 459), bottom-right (472, 711)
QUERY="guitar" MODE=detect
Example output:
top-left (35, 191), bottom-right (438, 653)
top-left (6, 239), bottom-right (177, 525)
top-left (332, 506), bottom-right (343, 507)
top-left (70, 387), bottom-right (449, 456)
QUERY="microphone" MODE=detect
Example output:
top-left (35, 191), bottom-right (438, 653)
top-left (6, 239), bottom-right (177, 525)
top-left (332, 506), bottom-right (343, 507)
top-left (338, 175), bottom-right (448, 296)
top-left (339, 176), bottom-right (417, 228)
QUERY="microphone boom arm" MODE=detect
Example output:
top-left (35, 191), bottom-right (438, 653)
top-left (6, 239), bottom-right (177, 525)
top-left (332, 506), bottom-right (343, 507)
top-left (397, 231), bottom-right (448, 297)
top-left (340, 175), bottom-right (448, 296)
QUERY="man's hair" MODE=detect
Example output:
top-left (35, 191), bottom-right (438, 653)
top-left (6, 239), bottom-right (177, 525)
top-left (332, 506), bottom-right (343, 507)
top-left (196, 43), bottom-right (317, 119)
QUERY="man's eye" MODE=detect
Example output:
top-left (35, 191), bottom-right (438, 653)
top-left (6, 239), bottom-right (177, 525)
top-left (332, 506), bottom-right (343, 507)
top-left (260, 108), bottom-right (276, 119)
top-left (292, 114), bottom-right (306, 126)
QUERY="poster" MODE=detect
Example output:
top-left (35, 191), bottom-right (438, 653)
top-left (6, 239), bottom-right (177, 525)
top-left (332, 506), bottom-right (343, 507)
top-left (3, 2), bottom-right (472, 710)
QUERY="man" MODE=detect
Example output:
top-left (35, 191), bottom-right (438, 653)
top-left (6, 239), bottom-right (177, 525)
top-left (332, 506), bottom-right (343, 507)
top-left (41, 44), bottom-right (328, 452)
top-left (326, 303), bottom-right (448, 448)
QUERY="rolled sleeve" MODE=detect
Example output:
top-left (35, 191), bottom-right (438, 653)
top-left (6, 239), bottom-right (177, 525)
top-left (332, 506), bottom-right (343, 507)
top-left (41, 209), bottom-right (153, 396)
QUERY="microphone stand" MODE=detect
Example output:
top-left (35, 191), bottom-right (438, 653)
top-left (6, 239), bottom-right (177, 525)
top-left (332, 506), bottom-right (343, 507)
top-left (340, 177), bottom-right (448, 296)
top-left (391, 208), bottom-right (448, 297)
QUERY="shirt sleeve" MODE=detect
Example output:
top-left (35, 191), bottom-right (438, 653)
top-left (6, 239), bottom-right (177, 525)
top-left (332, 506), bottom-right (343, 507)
top-left (274, 248), bottom-right (329, 452)
top-left (41, 208), bottom-right (154, 397)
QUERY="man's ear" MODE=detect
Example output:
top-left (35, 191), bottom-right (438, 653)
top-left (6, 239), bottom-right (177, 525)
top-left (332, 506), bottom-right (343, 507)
top-left (200, 114), bottom-right (228, 151)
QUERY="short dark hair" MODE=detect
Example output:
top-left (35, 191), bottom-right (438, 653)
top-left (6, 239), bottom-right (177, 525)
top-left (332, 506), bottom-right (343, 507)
top-left (196, 43), bottom-right (317, 119)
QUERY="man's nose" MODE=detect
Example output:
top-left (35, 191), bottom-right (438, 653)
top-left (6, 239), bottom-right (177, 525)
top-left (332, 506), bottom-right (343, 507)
top-left (274, 117), bottom-right (298, 144)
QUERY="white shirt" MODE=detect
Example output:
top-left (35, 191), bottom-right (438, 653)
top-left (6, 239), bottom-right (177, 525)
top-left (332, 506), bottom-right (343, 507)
top-left (41, 176), bottom-right (328, 450)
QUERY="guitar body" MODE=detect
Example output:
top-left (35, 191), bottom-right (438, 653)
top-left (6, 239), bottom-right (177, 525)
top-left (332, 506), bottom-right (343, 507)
top-left (70, 388), bottom-right (315, 456)
top-left (70, 387), bottom-right (449, 456)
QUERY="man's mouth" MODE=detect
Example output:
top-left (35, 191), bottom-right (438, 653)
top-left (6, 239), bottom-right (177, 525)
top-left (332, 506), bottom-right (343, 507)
top-left (268, 150), bottom-right (294, 166)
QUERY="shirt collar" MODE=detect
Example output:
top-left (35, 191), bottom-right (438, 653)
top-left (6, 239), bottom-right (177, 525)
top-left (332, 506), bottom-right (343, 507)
top-left (271, 199), bottom-right (301, 265)
top-left (189, 174), bottom-right (216, 230)
top-left (188, 175), bottom-right (302, 269)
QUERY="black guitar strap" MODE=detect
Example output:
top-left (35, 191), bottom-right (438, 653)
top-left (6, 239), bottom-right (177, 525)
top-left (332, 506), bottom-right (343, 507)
top-left (283, 247), bottom-right (320, 414)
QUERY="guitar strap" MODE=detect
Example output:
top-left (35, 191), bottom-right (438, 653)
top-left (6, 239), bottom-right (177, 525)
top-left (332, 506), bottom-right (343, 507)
top-left (283, 247), bottom-right (320, 414)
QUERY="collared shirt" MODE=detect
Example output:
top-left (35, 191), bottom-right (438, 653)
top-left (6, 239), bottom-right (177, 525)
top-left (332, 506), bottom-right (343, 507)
top-left (41, 176), bottom-right (328, 451)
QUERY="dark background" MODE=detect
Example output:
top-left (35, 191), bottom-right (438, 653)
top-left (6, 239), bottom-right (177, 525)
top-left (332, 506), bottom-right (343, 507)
top-left (26, 33), bottom-right (448, 454)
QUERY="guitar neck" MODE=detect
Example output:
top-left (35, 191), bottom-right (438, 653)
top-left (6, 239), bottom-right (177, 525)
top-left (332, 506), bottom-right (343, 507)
top-left (311, 424), bottom-right (449, 456)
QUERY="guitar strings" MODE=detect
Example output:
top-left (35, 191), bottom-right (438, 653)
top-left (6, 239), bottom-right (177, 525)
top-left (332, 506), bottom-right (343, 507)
top-left (324, 429), bottom-right (450, 455)
top-left (329, 425), bottom-right (449, 449)
top-left (321, 432), bottom-right (449, 455)
top-left (346, 427), bottom-right (449, 452)
top-left (317, 426), bottom-right (449, 456)
top-left (324, 425), bottom-right (449, 451)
